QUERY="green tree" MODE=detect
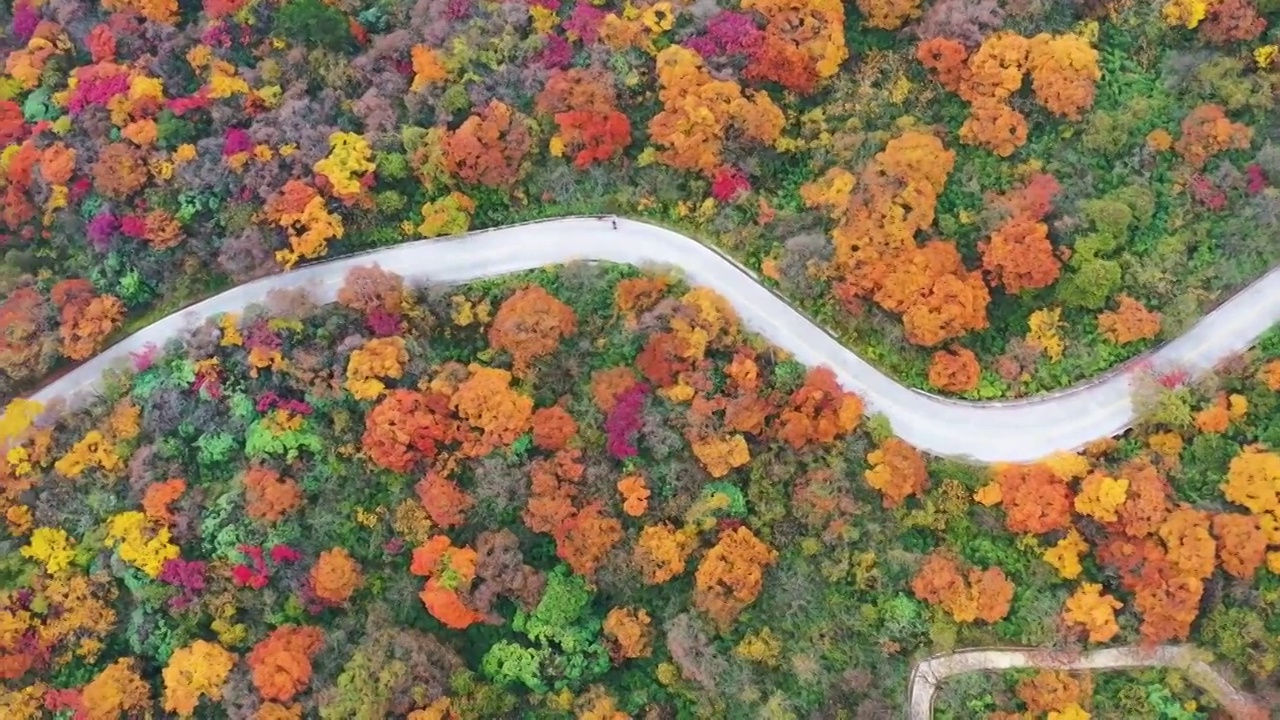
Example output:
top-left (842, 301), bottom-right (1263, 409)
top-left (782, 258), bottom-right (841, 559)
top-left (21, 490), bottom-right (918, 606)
top-left (481, 565), bottom-right (609, 692)
top-left (273, 0), bottom-right (353, 51)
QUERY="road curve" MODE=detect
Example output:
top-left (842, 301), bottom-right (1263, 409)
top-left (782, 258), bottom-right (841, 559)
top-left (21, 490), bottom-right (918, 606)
top-left (907, 645), bottom-right (1268, 719)
top-left (25, 216), bottom-right (1280, 463)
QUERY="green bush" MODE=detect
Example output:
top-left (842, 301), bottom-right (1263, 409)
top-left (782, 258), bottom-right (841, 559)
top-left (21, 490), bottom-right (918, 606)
top-left (273, 0), bottom-right (353, 51)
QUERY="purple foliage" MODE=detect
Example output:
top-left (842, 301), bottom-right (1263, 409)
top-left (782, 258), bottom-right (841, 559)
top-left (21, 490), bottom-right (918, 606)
top-left (353, 89), bottom-right (400, 139)
top-left (12, 2), bottom-right (38, 42)
top-left (366, 308), bottom-right (404, 336)
top-left (687, 11), bottom-right (762, 59)
top-left (67, 72), bottom-right (130, 115)
top-left (683, 36), bottom-right (719, 59)
top-left (119, 214), bottom-right (147, 239)
top-left (218, 227), bottom-right (277, 284)
top-left (913, 0), bottom-right (1004, 48)
top-left (1246, 164), bottom-right (1268, 194)
top-left (535, 34), bottom-right (572, 69)
top-left (86, 211), bottom-right (118, 251)
top-left (159, 558), bottom-right (207, 611)
top-left (201, 21), bottom-right (233, 49)
top-left (244, 320), bottom-right (282, 351)
top-left (708, 11), bottom-right (763, 55)
top-left (562, 4), bottom-right (605, 43)
top-left (222, 128), bottom-right (252, 157)
top-left (255, 392), bottom-right (313, 415)
top-left (130, 343), bottom-right (159, 372)
top-left (1189, 174), bottom-right (1227, 211)
top-left (604, 383), bottom-right (649, 460)
top-left (446, 0), bottom-right (471, 20)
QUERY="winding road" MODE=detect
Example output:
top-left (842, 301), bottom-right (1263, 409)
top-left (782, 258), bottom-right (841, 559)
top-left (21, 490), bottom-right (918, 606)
top-left (27, 216), bottom-right (1280, 464)
top-left (19, 216), bottom-right (1277, 716)
top-left (908, 645), bottom-right (1269, 719)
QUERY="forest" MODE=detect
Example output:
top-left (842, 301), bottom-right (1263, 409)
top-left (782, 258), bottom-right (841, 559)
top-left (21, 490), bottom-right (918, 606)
top-left (5, 0), bottom-right (1280, 717)
top-left (1, 0), bottom-right (1280, 403)
top-left (2, 263), bottom-right (1280, 718)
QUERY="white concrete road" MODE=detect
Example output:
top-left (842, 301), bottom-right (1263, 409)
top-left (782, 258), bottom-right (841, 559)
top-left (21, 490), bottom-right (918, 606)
top-left (26, 216), bottom-right (1280, 464)
top-left (907, 645), bottom-right (1268, 719)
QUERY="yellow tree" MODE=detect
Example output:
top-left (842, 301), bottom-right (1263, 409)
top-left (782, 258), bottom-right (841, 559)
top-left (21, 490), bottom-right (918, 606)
top-left (693, 526), bottom-right (778, 631)
top-left (1062, 583), bottom-right (1123, 643)
top-left (162, 641), bottom-right (237, 716)
top-left (1025, 34), bottom-right (1101, 120)
top-left (864, 438), bottom-right (929, 508)
top-left (1221, 449), bottom-right (1280, 514)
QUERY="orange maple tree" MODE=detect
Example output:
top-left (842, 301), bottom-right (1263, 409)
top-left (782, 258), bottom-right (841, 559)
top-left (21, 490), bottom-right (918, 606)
top-left (309, 548), bottom-right (363, 605)
top-left (450, 365), bottom-right (534, 456)
top-left (995, 463), bottom-right (1073, 534)
top-left (553, 501), bottom-right (624, 579)
top-left (1156, 506), bottom-right (1216, 580)
top-left (337, 265), bottom-right (404, 316)
top-left (928, 347), bottom-right (981, 393)
top-left (957, 31), bottom-right (1028, 105)
top-left (1173, 104), bottom-right (1253, 170)
top-left (51, 279), bottom-right (125, 361)
top-left (979, 215), bottom-right (1061, 294)
top-left (247, 625), bottom-right (325, 703)
top-left (916, 37), bottom-right (970, 91)
top-left (602, 606), bottom-right (654, 660)
top-left (811, 131), bottom-right (991, 347)
top-left (410, 535), bottom-right (490, 630)
top-left (90, 143), bottom-right (148, 199)
top-left (142, 478), bottom-right (187, 525)
top-left (1194, 393), bottom-right (1231, 434)
top-left (649, 45), bottom-right (785, 173)
top-left (487, 286), bottom-right (577, 376)
top-left (524, 449), bottom-right (584, 536)
top-left (1016, 670), bottom-right (1090, 714)
top-left (1112, 459), bottom-right (1172, 538)
top-left (535, 68), bottom-right (618, 117)
top-left (633, 523), bottom-right (697, 585)
top-left (1132, 562), bottom-right (1203, 644)
top-left (81, 658), bottom-right (152, 720)
top-left (243, 467), bottom-right (302, 523)
top-left (617, 474), bottom-right (650, 517)
top-left (441, 100), bottom-right (535, 187)
top-left (0, 286), bottom-right (55, 383)
top-left (615, 276), bottom-right (670, 321)
top-left (959, 99), bottom-right (1028, 157)
top-left (1025, 33), bottom-right (1101, 120)
top-left (415, 470), bottom-right (475, 529)
top-left (775, 367), bottom-right (864, 449)
top-left (1097, 295), bottom-right (1162, 344)
top-left (864, 438), bottom-right (929, 508)
top-left (531, 405), bottom-right (578, 451)
top-left (553, 110), bottom-right (632, 170)
top-left (910, 551), bottom-right (1013, 624)
top-left (1212, 512), bottom-right (1267, 580)
top-left (742, 0), bottom-right (847, 94)
top-left (361, 390), bottom-right (462, 473)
